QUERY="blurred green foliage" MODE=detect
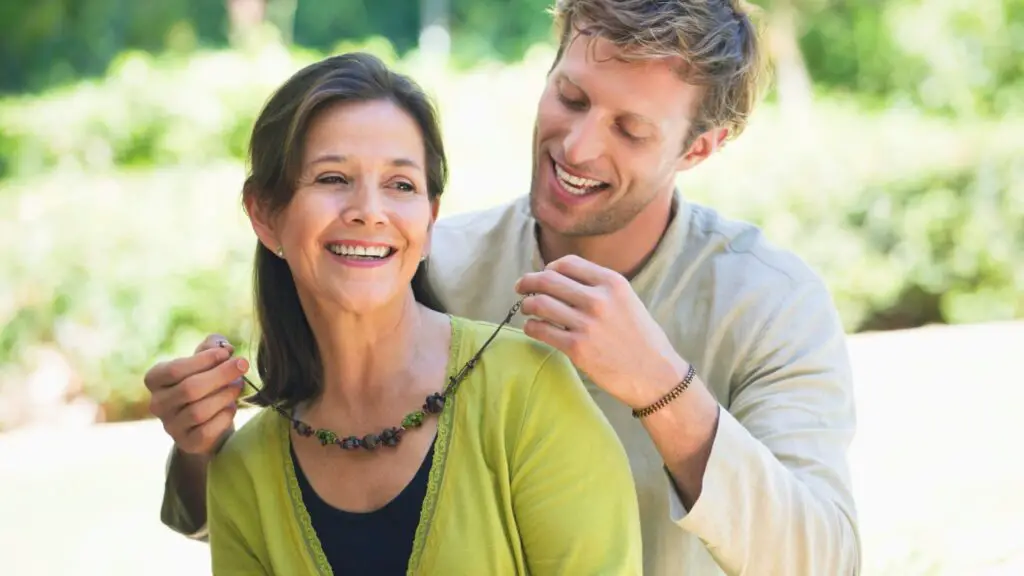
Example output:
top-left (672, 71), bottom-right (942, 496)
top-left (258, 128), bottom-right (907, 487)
top-left (4, 1), bottom-right (1024, 116)
top-left (795, 0), bottom-right (1024, 117)
top-left (1, 2), bottom-right (1022, 425)
top-left (0, 0), bottom-right (228, 93)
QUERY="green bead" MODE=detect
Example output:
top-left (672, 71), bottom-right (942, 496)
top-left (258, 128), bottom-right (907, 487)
top-left (315, 429), bottom-right (337, 445)
top-left (402, 411), bottom-right (425, 428)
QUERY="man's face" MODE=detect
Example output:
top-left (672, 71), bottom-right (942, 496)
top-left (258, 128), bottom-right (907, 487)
top-left (529, 32), bottom-right (708, 236)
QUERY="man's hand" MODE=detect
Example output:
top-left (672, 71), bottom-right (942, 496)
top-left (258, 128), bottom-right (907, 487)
top-left (144, 334), bottom-right (249, 456)
top-left (514, 255), bottom-right (689, 409)
top-left (515, 255), bottom-right (722, 507)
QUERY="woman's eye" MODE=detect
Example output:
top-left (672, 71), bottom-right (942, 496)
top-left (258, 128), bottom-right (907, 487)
top-left (394, 181), bottom-right (415, 192)
top-left (317, 175), bottom-right (348, 185)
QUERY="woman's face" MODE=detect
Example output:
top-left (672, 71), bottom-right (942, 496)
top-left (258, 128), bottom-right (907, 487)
top-left (250, 98), bottom-right (438, 314)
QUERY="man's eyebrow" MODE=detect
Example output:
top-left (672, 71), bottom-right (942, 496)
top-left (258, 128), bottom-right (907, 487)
top-left (557, 73), bottom-right (656, 126)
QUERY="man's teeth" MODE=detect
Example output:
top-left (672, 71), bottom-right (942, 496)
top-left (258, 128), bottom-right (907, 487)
top-left (327, 244), bottom-right (392, 259)
top-left (554, 163), bottom-right (606, 195)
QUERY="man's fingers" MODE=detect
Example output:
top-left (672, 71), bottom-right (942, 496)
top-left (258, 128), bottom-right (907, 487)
top-left (195, 333), bottom-right (233, 355)
top-left (166, 356), bottom-right (249, 410)
top-left (173, 385), bottom-right (242, 438)
top-left (523, 318), bottom-right (575, 355)
top-left (178, 406), bottom-right (237, 456)
top-left (521, 294), bottom-right (584, 331)
top-left (515, 269), bottom-right (592, 308)
top-left (144, 347), bottom-right (232, 392)
top-left (545, 254), bottom-right (614, 286)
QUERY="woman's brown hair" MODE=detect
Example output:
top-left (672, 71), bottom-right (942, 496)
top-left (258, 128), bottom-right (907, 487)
top-left (242, 52), bottom-right (448, 409)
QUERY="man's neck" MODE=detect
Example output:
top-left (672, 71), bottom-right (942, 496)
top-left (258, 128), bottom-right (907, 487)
top-left (537, 191), bottom-right (676, 279)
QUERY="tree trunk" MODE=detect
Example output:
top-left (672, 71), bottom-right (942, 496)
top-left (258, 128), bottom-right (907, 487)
top-left (227, 0), bottom-right (267, 47)
top-left (265, 0), bottom-right (298, 45)
top-left (766, 0), bottom-right (814, 126)
top-left (419, 0), bottom-right (451, 64)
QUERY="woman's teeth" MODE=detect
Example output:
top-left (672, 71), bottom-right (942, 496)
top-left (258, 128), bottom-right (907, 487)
top-left (554, 162), bottom-right (607, 195)
top-left (326, 244), bottom-right (393, 259)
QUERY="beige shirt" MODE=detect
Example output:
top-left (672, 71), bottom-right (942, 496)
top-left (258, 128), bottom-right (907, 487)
top-left (426, 193), bottom-right (861, 575)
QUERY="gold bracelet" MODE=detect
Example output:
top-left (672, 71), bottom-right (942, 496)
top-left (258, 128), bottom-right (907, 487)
top-left (631, 364), bottom-right (697, 419)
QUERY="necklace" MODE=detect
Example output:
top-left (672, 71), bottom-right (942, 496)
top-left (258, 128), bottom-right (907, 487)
top-left (241, 297), bottom-right (526, 451)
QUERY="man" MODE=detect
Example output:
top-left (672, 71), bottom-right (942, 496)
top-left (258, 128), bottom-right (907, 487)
top-left (145, 0), bottom-right (861, 574)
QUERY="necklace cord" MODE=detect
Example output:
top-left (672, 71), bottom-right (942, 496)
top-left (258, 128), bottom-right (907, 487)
top-left (238, 296), bottom-right (528, 450)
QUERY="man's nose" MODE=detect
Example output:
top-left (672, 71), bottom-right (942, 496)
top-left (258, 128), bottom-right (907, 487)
top-left (563, 114), bottom-right (605, 166)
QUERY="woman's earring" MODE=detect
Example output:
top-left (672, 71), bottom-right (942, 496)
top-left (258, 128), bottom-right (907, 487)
top-left (275, 246), bottom-right (285, 258)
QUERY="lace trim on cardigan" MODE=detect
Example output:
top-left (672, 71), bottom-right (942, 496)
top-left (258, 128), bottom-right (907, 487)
top-left (407, 316), bottom-right (462, 574)
top-left (282, 417), bottom-right (333, 575)
top-left (280, 315), bottom-right (464, 576)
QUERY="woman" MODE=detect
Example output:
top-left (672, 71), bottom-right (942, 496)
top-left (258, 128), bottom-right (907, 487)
top-left (206, 52), bottom-right (643, 575)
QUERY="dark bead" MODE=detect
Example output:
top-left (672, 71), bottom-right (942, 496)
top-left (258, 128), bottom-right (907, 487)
top-left (424, 392), bottom-right (445, 414)
top-left (380, 427), bottom-right (402, 447)
top-left (340, 436), bottom-right (361, 450)
top-left (294, 421), bottom-right (314, 437)
top-left (361, 434), bottom-right (381, 450)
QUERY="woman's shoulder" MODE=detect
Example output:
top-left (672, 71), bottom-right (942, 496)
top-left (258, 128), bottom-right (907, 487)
top-left (448, 315), bottom-right (589, 414)
top-left (451, 315), bottom-right (572, 382)
top-left (454, 313), bottom-right (561, 366)
top-left (210, 407), bottom-right (282, 476)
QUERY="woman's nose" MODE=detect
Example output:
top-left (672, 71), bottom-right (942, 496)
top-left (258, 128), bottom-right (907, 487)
top-left (343, 184), bottom-right (389, 227)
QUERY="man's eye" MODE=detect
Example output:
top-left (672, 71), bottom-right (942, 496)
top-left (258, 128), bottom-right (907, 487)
top-left (619, 127), bottom-right (645, 143)
top-left (558, 93), bottom-right (586, 110)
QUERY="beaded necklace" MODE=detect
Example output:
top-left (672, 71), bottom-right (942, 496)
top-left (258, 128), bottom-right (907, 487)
top-left (241, 297), bottom-right (525, 452)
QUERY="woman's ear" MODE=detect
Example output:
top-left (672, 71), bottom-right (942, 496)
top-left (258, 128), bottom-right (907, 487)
top-left (430, 197), bottom-right (440, 223)
top-left (243, 186), bottom-right (281, 255)
top-left (422, 197), bottom-right (441, 260)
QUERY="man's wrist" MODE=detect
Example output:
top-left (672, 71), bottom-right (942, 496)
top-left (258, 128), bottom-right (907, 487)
top-left (168, 445), bottom-right (216, 532)
top-left (640, 381), bottom-right (721, 509)
top-left (628, 353), bottom-right (692, 411)
top-left (172, 444), bottom-right (215, 467)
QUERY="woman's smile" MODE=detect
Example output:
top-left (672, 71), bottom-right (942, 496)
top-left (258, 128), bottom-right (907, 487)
top-left (325, 240), bottom-right (399, 268)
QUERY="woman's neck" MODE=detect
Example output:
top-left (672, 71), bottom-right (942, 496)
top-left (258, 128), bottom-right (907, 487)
top-left (303, 290), bottom-right (435, 414)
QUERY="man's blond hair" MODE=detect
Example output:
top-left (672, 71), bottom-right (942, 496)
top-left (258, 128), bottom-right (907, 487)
top-left (551, 0), bottom-right (767, 146)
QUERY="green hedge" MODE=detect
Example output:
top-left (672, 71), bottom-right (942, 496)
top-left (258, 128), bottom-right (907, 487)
top-left (1, 47), bottom-right (1021, 425)
top-left (681, 101), bottom-right (1024, 331)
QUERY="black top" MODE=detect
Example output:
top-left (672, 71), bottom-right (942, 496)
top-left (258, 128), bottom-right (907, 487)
top-left (290, 440), bottom-right (435, 575)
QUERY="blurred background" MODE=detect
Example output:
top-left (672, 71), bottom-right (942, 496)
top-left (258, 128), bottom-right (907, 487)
top-left (0, 0), bottom-right (1022, 574)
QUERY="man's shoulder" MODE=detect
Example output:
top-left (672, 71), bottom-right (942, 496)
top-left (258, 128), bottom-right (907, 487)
top-left (672, 204), bottom-right (849, 400)
top-left (661, 201), bottom-right (839, 336)
top-left (685, 201), bottom-right (825, 290)
top-left (427, 197), bottom-right (535, 317)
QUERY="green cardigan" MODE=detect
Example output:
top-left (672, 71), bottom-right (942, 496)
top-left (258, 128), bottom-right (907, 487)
top-left (206, 316), bottom-right (643, 575)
